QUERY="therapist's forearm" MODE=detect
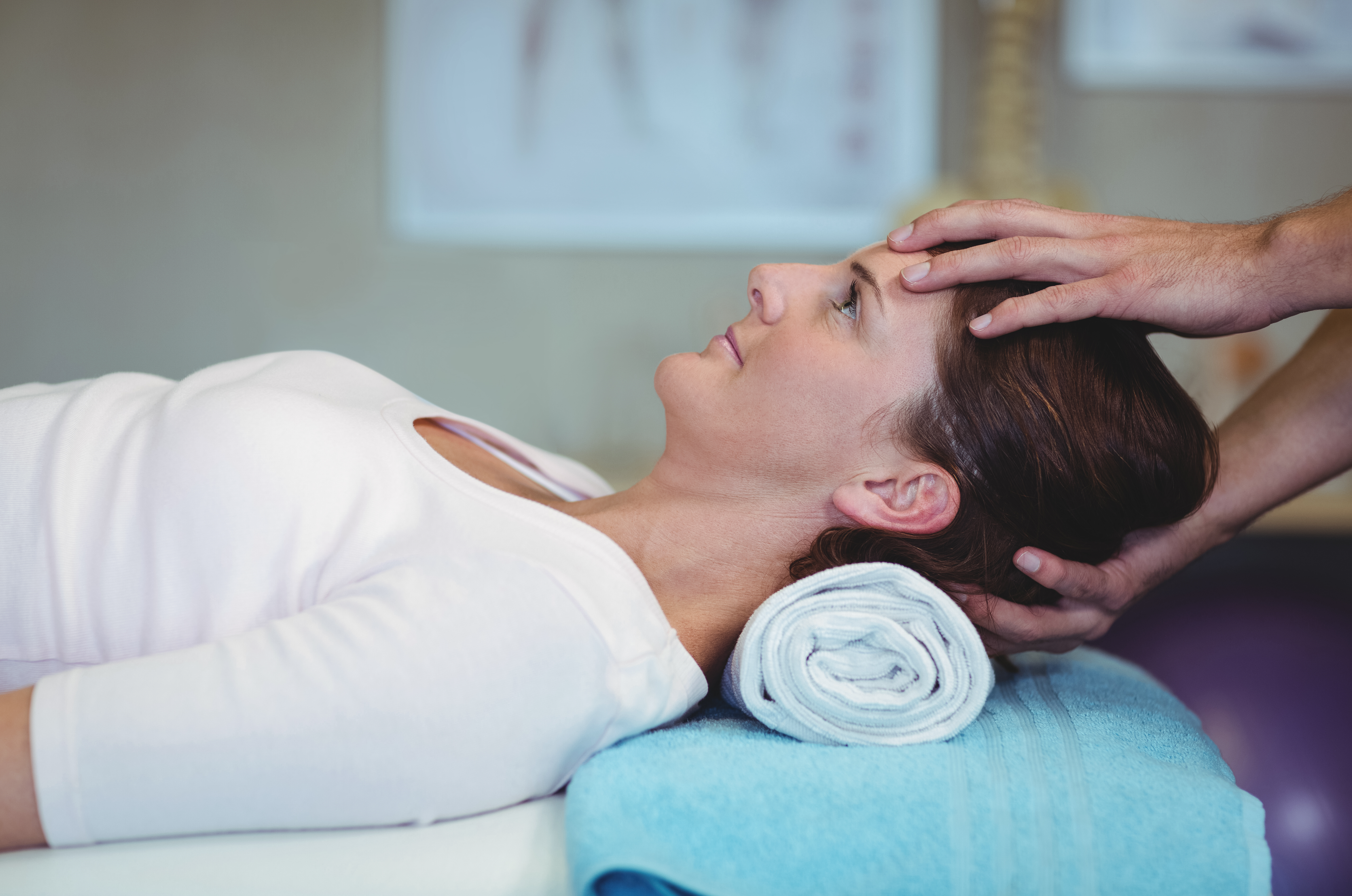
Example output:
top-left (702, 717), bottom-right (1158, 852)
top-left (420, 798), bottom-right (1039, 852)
top-left (0, 686), bottom-right (46, 851)
top-left (1196, 308), bottom-right (1352, 544)
top-left (1260, 189), bottom-right (1352, 317)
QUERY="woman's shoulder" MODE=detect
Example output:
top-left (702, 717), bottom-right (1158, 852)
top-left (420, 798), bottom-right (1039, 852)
top-left (177, 351), bottom-right (414, 405)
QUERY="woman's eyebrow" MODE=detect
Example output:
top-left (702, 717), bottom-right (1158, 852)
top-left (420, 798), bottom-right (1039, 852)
top-left (850, 260), bottom-right (881, 295)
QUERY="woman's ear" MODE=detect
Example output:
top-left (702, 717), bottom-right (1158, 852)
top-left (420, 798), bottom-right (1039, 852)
top-left (831, 464), bottom-right (959, 535)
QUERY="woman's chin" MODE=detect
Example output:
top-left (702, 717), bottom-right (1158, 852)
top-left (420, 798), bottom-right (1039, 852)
top-left (652, 351), bottom-right (707, 403)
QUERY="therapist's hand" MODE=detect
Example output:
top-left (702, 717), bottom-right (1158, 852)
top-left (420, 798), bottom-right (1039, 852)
top-left (958, 514), bottom-right (1214, 655)
top-left (885, 196), bottom-right (1344, 339)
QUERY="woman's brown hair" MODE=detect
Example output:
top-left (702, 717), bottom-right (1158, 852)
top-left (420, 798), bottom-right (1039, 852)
top-left (790, 243), bottom-right (1218, 606)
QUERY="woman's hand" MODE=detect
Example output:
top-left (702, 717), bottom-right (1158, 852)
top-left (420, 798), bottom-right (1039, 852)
top-left (0, 686), bottom-right (45, 852)
top-left (886, 191), bottom-right (1352, 339)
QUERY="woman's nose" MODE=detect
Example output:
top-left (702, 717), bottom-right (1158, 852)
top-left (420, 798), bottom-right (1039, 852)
top-left (747, 263), bottom-right (794, 324)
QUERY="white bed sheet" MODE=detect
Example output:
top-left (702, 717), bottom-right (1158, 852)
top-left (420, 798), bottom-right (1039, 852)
top-left (0, 794), bottom-right (569, 896)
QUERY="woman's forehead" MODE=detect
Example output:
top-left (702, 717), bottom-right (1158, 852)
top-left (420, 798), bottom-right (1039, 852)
top-left (846, 243), bottom-right (952, 323)
top-left (846, 240), bottom-right (930, 272)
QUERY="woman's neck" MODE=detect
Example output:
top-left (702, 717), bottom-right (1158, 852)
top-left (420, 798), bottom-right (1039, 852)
top-left (556, 470), bottom-right (842, 686)
top-left (413, 418), bottom-right (840, 686)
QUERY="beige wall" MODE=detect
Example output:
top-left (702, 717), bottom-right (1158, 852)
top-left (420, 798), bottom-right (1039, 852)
top-left (2, 0), bottom-right (1350, 482)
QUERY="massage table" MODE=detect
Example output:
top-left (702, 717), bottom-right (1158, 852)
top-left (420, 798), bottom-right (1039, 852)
top-left (0, 795), bottom-right (569, 896)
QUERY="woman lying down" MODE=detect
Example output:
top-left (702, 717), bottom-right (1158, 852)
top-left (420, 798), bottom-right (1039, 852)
top-left (0, 241), bottom-right (1214, 850)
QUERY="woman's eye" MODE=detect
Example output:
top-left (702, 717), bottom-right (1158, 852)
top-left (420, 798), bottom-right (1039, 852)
top-left (833, 282), bottom-right (860, 321)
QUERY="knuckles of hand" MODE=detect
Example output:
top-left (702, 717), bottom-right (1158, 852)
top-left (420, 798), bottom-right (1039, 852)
top-left (987, 197), bottom-right (1045, 220)
top-left (998, 234), bottom-right (1040, 266)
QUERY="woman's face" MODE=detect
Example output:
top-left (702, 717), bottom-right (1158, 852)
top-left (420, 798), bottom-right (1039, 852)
top-left (655, 242), bottom-right (945, 496)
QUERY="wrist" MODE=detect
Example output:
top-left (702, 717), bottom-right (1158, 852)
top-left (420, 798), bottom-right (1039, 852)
top-left (1180, 481), bottom-right (1248, 557)
top-left (1256, 194), bottom-right (1352, 317)
top-left (1249, 216), bottom-right (1307, 321)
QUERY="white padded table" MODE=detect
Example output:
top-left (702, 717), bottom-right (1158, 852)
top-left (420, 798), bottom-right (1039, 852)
top-left (0, 795), bottom-right (569, 896)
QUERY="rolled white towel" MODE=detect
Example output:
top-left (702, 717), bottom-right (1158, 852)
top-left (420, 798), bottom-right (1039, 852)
top-left (721, 562), bottom-right (994, 746)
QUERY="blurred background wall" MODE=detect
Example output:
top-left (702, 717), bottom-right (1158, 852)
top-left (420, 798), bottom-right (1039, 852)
top-left (1, 0), bottom-right (1351, 491)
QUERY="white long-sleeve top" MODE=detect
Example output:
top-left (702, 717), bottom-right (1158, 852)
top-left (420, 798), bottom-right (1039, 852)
top-left (0, 351), bottom-right (706, 847)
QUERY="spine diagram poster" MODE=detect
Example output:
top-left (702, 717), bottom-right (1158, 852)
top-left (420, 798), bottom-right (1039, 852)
top-left (387, 0), bottom-right (938, 248)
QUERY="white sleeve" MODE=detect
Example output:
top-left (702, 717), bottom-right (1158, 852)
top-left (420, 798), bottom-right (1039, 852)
top-left (29, 552), bottom-right (618, 847)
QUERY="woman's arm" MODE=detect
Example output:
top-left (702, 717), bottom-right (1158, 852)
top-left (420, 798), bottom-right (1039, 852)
top-left (962, 309), bottom-right (1352, 654)
top-left (887, 188), bottom-right (1352, 338)
top-left (0, 686), bottom-right (46, 851)
top-left (16, 556), bottom-right (631, 847)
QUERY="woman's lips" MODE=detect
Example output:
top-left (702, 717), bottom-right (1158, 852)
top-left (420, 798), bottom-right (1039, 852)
top-left (720, 326), bottom-right (744, 366)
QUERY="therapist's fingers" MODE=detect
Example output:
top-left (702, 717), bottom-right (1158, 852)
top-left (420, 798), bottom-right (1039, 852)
top-left (1011, 546), bottom-right (1136, 611)
top-left (966, 280), bottom-right (1115, 338)
top-left (887, 198), bottom-right (1101, 253)
top-left (954, 547), bottom-right (1141, 654)
top-left (896, 236), bottom-right (1113, 296)
top-left (957, 519), bottom-right (1204, 655)
top-left (960, 592), bottom-right (1112, 656)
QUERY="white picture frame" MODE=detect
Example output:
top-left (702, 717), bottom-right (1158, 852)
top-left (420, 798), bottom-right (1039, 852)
top-left (386, 0), bottom-right (938, 249)
top-left (1064, 0), bottom-right (1352, 91)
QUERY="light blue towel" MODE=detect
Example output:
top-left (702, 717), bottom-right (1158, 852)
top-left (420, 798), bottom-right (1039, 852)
top-left (566, 648), bottom-right (1270, 896)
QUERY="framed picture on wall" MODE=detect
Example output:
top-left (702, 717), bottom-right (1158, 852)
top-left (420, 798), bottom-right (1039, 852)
top-left (387, 0), bottom-right (938, 249)
top-left (1064, 0), bottom-right (1352, 91)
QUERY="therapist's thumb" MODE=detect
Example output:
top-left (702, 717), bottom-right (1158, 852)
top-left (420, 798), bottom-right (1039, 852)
top-left (1013, 547), bottom-right (1116, 608)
